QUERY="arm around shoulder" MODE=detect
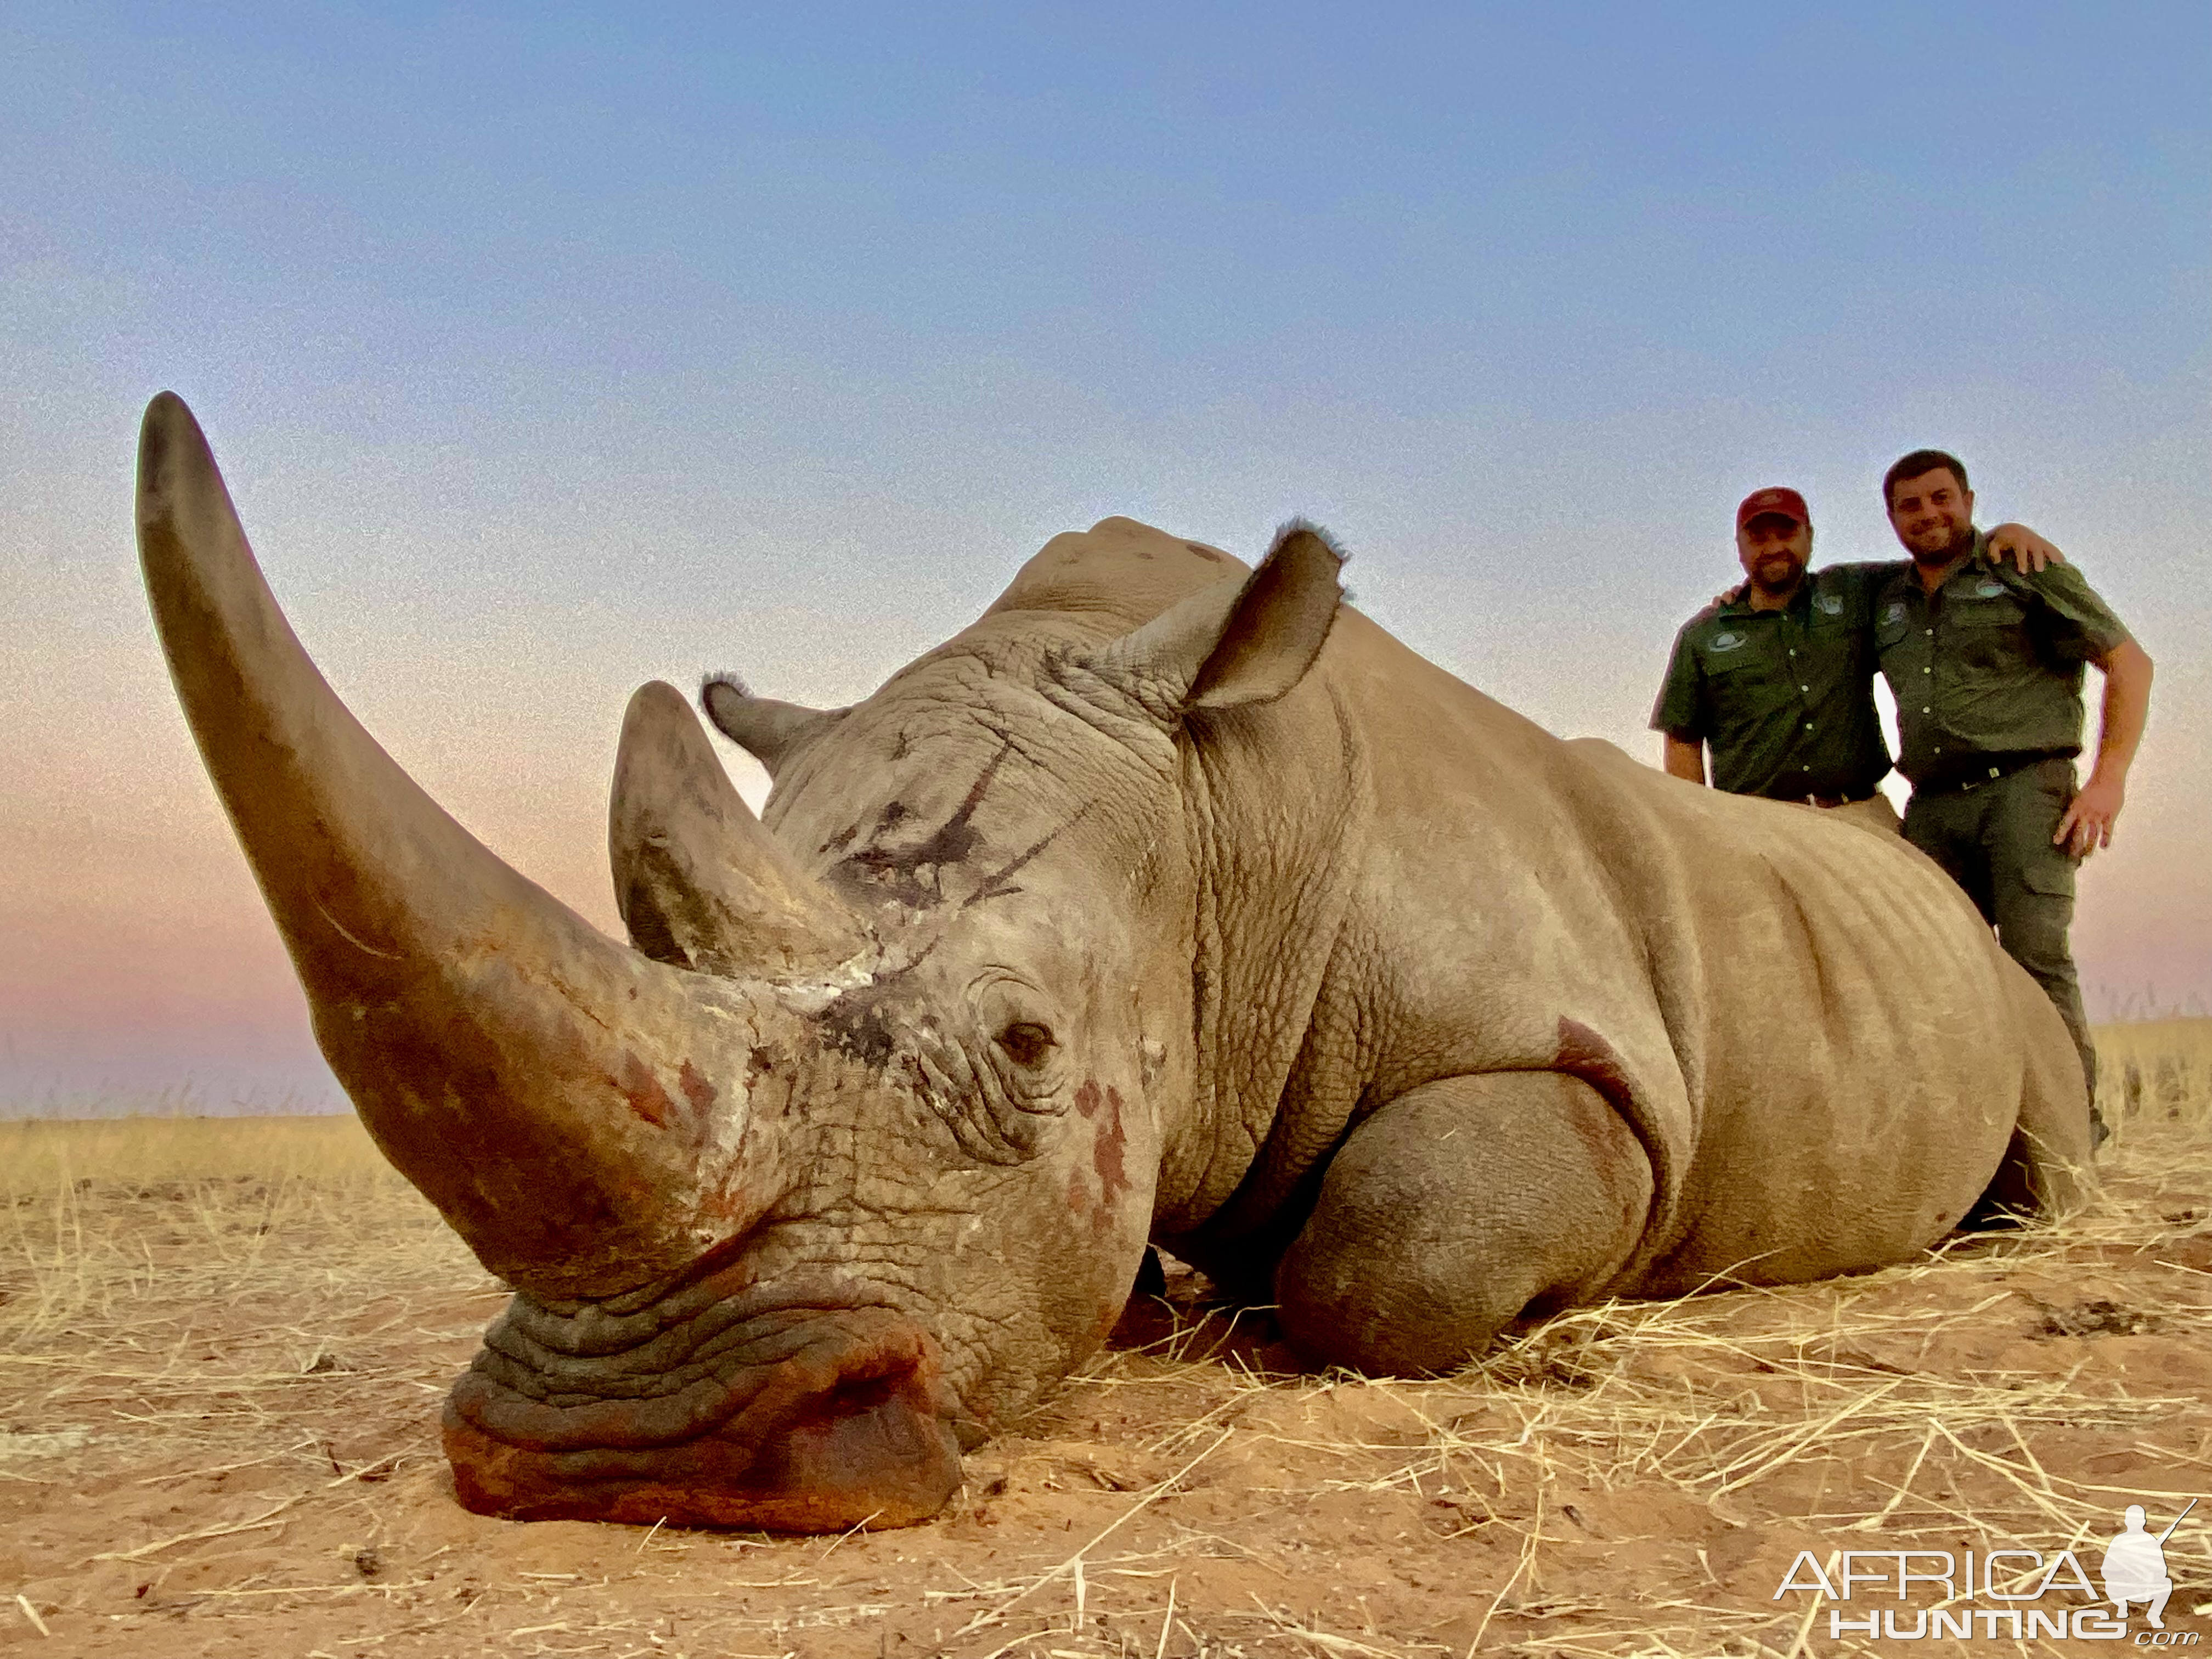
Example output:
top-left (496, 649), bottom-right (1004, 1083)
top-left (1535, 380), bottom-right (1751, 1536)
top-left (1986, 522), bottom-right (2066, 572)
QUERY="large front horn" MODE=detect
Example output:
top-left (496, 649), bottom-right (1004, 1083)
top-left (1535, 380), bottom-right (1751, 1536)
top-left (136, 393), bottom-right (786, 1297)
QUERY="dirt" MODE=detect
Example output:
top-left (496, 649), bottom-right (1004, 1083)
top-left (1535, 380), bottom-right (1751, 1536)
top-left (5, 1113), bottom-right (2212, 1657)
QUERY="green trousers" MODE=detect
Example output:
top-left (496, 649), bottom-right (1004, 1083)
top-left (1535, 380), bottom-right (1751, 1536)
top-left (1903, 757), bottom-right (2098, 1107)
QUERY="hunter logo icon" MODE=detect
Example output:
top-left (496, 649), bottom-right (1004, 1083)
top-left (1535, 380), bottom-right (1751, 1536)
top-left (2104, 1501), bottom-right (2191, 1628)
top-left (1817, 591), bottom-right (1844, 615)
top-left (1709, 630), bottom-right (1746, 652)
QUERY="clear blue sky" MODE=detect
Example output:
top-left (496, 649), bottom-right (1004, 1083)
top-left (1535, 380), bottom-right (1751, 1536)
top-left (4, 2), bottom-right (2207, 1110)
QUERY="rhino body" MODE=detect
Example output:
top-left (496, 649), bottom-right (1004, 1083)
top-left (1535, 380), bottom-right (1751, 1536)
top-left (136, 394), bottom-right (2086, 1534)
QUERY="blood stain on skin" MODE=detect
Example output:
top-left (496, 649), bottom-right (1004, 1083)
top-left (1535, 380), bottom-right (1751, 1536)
top-left (1076, 1082), bottom-right (1132, 1208)
top-left (679, 1062), bottom-right (717, 1118)
top-left (613, 1052), bottom-right (678, 1128)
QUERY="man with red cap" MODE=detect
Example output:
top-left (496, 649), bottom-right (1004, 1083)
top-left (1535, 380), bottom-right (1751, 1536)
top-left (1651, 487), bottom-right (2058, 832)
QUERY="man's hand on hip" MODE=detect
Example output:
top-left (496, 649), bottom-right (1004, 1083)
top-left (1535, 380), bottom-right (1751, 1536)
top-left (2056, 775), bottom-right (2125, 857)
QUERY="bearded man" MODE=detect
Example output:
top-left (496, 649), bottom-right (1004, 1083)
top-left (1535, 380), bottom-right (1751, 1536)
top-left (1873, 449), bottom-right (2153, 1127)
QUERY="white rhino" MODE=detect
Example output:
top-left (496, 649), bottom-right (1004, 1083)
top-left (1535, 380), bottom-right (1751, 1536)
top-left (136, 392), bottom-right (2087, 1533)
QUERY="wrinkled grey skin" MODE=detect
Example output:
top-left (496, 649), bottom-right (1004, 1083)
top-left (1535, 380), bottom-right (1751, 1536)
top-left (138, 392), bottom-right (2087, 1532)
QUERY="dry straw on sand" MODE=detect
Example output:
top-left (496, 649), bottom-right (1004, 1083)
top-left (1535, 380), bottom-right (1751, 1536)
top-left (4, 1021), bottom-right (2211, 1657)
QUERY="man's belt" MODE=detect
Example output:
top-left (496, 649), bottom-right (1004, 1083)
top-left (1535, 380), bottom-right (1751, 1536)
top-left (1763, 788), bottom-right (1881, 808)
top-left (1921, 751), bottom-right (2065, 795)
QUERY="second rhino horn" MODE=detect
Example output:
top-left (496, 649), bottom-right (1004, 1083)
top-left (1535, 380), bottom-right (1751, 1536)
top-left (610, 681), bottom-right (871, 980)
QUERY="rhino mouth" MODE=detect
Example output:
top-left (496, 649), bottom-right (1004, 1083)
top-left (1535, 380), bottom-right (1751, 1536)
top-left (444, 1259), bottom-right (963, 1531)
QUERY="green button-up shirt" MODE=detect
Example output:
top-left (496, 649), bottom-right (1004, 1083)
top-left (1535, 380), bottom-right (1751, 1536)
top-left (1651, 562), bottom-right (1898, 801)
top-left (1874, 533), bottom-right (2132, 789)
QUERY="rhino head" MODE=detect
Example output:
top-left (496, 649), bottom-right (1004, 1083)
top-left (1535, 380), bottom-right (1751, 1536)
top-left (137, 393), bottom-right (1342, 1531)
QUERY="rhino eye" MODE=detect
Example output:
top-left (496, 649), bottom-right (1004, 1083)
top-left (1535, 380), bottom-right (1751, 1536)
top-left (995, 1022), bottom-right (1057, 1069)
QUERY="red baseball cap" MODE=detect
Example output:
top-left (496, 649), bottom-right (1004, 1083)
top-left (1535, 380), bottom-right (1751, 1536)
top-left (1736, 486), bottom-right (1809, 530)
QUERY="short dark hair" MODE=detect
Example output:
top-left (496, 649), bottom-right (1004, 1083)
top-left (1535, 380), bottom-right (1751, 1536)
top-left (1883, 449), bottom-right (1970, 510)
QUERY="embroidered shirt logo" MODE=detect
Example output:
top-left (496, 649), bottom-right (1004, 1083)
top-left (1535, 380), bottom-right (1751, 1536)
top-left (1816, 592), bottom-right (1844, 616)
top-left (1973, 579), bottom-right (2009, 598)
top-left (1883, 602), bottom-right (1906, 626)
top-left (1708, 631), bottom-right (1746, 652)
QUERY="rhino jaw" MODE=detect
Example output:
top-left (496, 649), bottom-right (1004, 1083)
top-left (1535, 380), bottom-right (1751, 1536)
top-left (441, 1272), bottom-right (963, 1531)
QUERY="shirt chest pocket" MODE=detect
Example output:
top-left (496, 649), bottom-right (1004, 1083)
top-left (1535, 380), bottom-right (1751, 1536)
top-left (1699, 638), bottom-right (1769, 679)
top-left (1806, 611), bottom-right (1855, 642)
top-left (1946, 594), bottom-right (2030, 672)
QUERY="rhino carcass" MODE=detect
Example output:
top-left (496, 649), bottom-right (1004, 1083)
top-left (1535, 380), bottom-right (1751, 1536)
top-left (136, 392), bottom-right (2088, 1533)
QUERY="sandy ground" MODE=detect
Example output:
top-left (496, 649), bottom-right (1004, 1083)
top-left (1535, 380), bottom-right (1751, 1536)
top-left (4, 1023), bottom-right (2212, 1657)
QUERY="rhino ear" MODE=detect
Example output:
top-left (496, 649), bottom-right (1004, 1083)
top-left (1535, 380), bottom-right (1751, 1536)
top-left (699, 675), bottom-right (847, 776)
top-left (1092, 520), bottom-right (1345, 714)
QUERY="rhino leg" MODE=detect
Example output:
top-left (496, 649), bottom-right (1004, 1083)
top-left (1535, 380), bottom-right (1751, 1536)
top-left (1962, 973), bottom-right (2095, 1227)
top-left (1274, 1073), bottom-right (1652, 1376)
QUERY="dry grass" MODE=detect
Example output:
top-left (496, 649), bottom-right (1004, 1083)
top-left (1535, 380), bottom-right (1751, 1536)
top-left (2, 1022), bottom-right (2209, 1657)
top-left (0, 1114), bottom-right (391, 1190)
top-left (0, 1116), bottom-right (465, 1345)
top-left (2098, 1018), bottom-right (2212, 1128)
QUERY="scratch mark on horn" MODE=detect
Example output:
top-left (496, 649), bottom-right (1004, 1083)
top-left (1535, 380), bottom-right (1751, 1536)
top-left (315, 902), bottom-right (403, 961)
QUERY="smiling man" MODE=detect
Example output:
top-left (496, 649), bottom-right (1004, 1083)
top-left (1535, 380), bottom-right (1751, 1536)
top-left (1651, 487), bottom-right (2058, 834)
top-left (1874, 449), bottom-right (2154, 1127)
